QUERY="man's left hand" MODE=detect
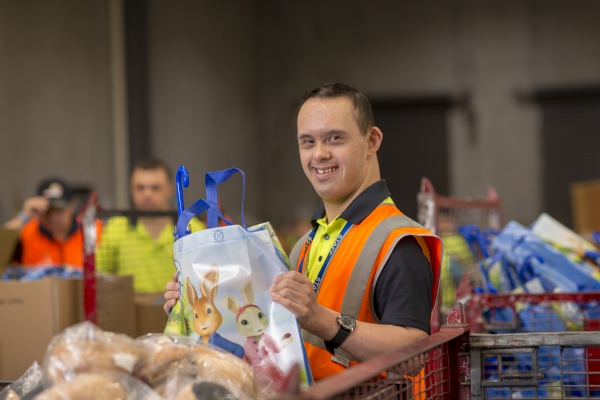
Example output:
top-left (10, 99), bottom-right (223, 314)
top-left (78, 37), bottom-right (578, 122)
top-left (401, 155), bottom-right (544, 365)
top-left (270, 271), bottom-right (324, 331)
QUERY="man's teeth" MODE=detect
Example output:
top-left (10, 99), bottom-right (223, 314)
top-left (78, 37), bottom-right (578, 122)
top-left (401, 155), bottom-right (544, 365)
top-left (316, 168), bottom-right (335, 174)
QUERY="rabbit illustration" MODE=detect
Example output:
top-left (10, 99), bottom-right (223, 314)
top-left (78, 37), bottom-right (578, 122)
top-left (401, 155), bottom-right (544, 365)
top-left (186, 266), bottom-right (245, 359)
top-left (221, 280), bottom-right (293, 392)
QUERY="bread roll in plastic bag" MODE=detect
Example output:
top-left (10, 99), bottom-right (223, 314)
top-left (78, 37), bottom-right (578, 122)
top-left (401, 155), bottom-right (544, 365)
top-left (42, 322), bottom-right (150, 385)
top-left (34, 372), bottom-right (161, 400)
top-left (161, 375), bottom-right (249, 400)
top-left (137, 334), bottom-right (257, 398)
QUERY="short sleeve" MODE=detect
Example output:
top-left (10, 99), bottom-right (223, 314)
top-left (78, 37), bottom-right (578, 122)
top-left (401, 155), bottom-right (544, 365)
top-left (373, 236), bottom-right (433, 334)
top-left (95, 217), bottom-right (120, 274)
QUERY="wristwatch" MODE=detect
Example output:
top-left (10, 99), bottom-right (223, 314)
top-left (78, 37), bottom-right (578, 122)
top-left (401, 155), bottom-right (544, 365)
top-left (324, 312), bottom-right (356, 354)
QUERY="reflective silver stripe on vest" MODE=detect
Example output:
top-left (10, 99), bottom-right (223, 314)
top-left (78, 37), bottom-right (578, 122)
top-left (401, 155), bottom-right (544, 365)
top-left (289, 230), bottom-right (310, 270)
top-left (301, 215), bottom-right (430, 362)
top-left (342, 215), bottom-right (423, 325)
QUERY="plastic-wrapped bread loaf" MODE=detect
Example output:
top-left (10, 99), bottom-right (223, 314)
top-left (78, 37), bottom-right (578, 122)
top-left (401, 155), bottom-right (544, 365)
top-left (138, 334), bottom-right (257, 398)
top-left (34, 374), bottom-right (126, 400)
top-left (43, 322), bottom-right (150, 384)
top-left (160, 375), bottom-right (248, 400)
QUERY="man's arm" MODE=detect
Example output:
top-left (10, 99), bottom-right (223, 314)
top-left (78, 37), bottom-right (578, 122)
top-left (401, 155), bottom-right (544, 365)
top-left (270, 236), bottom-right (433, 361)
top-left (3, 197), bottom-right (49, 230)
top-left (95, 218), bottom-right (118, 274)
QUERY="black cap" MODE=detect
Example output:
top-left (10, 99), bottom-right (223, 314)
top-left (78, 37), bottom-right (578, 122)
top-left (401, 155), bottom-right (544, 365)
top-left (37, 178), bottom-right (73, 209)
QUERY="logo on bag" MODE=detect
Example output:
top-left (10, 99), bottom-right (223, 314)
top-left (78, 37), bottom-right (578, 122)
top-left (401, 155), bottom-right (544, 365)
top-left (178, 241), bottom-right (184, 252)
top-left (214, 230), bottom-right (224, 243)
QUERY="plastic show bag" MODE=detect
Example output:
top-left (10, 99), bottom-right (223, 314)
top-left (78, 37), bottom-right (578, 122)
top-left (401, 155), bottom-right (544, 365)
top-left (492, 221), bottom-right (600, 292)
top-left (164, 167), bottom-right (313, 392)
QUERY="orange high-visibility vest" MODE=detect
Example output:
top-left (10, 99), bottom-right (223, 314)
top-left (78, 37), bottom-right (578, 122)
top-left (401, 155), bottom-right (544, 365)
top-left (289, 203), bottom-right (442, 381)
top-left (18, 218), bottom-right (102, 268)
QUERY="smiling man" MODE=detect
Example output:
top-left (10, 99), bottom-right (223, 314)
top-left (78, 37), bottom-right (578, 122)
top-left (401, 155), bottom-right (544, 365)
top-left (164, 83), bottom-right (442, 381)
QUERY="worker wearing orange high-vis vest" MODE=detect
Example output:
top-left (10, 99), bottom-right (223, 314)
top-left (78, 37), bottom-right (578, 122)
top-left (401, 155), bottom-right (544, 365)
top-left (269, 83), bottom-right (442, 381)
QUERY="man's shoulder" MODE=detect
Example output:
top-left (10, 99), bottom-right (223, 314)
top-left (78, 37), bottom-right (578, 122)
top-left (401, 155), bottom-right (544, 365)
top-left (20, 217), bottom-right (42, 239)
top-left (102, 216), bottom-right (132, 236)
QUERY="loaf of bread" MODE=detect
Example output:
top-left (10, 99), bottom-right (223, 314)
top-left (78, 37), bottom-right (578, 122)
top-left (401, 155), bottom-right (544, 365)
top-left (44, 323), bottom-right (150, 384)
top-left (34, 374), bottom-right (126, 400)
top-left (138, 334), bottom-right (257, 398)
top-left (173, 380), bottom-right (242, 400)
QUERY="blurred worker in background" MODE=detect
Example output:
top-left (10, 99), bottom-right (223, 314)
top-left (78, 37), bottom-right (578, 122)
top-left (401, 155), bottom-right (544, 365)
top-left (4, 178), bottom-right (100, 267)
top-left (97, 158), bottom-right (204, 293)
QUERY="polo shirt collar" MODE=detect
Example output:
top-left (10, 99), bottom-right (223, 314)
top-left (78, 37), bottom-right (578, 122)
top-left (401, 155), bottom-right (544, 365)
top-left (39, 216), bottom-right (79, 241)
top-left (310, 180), bottom-right (392, 227)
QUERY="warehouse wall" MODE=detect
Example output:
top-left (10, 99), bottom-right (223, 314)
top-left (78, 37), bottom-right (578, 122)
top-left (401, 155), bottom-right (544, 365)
top-left (256, 0), bottom-right (600, 226)
top-left (1, 0), bottom-right (600, 228)
top-left (0, 0), bottom-right (114, 220)
top-left (147, 0), bottom-right (261, 225)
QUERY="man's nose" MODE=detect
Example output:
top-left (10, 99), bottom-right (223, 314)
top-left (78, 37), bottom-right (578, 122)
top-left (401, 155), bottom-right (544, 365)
top-left (313, 142), bottom-right (331, 161)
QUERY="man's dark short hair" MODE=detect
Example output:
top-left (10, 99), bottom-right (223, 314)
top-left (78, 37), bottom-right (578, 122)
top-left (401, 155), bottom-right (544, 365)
top-left (132, 158), bottom-right (173, 182)
top-left (298, 82), bottom-right (375, 135)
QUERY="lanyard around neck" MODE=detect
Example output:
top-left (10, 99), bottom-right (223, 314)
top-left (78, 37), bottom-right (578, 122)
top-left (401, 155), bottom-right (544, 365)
top-left (297, 221), bottom-right (353, 294)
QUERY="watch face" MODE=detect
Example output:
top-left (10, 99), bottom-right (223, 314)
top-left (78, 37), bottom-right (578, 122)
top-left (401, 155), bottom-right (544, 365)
top-left (338, 313), bottom-right (356, 331)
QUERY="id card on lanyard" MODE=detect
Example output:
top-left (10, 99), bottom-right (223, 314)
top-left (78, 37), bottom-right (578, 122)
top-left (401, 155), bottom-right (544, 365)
top-left (297, 222), bottom-right (352, 295)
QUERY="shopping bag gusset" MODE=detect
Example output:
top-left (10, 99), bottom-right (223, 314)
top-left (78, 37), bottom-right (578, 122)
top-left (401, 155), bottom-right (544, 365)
top-left (164, 167), bottom-right (313, 391)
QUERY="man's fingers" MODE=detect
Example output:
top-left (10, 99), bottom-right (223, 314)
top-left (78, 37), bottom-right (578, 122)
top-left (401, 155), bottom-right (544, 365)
top-left (272, 274), bottom-right (313, 296)
top-left (273, 270), bottom-right (309, 285)
top-left (172, 272), bottom-right (178, 282)
top-left (164, 287), bottom-right (179, 301)
top-left (163, 299), bottom-right (176, 315)
top-left (270, 292), bottom-right (305, 318)
top-left (166, 281), bottom-right (179, 292)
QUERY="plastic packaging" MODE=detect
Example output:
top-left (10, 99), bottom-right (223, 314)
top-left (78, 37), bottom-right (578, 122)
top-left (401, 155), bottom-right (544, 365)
top-left (137, 334), bottom-right (258, 398)
top-left (161, 375), bottom-right (249, 400)
top-left (43, 322), bottom-right (150, 385)
top-left (34, 372), bottom-right (161, 400)
top-left (0, 362), bottom-right (42, 400)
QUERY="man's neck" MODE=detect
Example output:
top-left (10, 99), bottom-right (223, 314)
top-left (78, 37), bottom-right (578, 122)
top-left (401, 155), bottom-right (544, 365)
top-left (323, 175), bottom-right (380, 223)
top-left (138, 206), bottom-right (172, 240)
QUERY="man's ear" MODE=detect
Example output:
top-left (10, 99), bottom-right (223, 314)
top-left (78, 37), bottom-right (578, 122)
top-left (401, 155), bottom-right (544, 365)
top-left (366, 126), bottom-right (383, 156)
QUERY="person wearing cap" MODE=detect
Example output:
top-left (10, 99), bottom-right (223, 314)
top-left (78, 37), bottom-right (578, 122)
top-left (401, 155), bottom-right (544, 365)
top-left (6, 178), bottom-right (102, 267)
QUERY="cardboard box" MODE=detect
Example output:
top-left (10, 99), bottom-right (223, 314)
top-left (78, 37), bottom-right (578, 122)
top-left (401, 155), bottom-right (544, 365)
top-left (96, 275), bottom-right (136, 337)
top-left (0, 229), bottom-right (19, 276)
top-left (0, 274), bottom-right (137, 380)
top-left (0, 277), bottom-right (80, 380)
top-left (135, 293), bottom-right (168, 337)
top-left (571, 179), bottom-right (600, 234)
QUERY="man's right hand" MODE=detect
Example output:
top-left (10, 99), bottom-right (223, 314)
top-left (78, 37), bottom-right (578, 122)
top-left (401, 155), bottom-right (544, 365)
top-left (163, 272), bottom-right (180, 315)
top-left (23, 196), bottom-right (50, 219)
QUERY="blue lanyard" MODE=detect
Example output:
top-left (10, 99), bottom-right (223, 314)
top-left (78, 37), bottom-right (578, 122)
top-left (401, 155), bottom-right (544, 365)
top-left (298, 222), bottom-right (353, 294)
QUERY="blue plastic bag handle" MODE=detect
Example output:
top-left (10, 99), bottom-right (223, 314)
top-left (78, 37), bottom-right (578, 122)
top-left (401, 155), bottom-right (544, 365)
top-left (175, 198), bottom-right (232, 239)
top-left (205, 168), bottom-right (246, 229)
top-left (175, 166), bottom-right (189, 217)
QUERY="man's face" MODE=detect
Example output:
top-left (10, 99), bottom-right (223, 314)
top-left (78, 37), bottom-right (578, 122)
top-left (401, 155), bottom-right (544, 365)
top-left (297, 97), bottom-right (373, 204)
top-left (130, 168), bottom-right (174, 211)
top-left (41, 204), bottom-right (74, 236)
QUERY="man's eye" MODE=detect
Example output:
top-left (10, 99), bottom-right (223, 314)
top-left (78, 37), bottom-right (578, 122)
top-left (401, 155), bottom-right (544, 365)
top-left (330, 135), bottom-right (340, 141)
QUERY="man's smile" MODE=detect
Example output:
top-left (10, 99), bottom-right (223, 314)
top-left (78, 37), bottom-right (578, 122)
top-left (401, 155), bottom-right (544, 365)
top-left (312, 166), bottom-right (339, 178)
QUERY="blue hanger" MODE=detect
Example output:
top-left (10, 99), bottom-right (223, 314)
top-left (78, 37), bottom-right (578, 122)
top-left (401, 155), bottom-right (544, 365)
top-left (175, 166), bottom-right (189, 217)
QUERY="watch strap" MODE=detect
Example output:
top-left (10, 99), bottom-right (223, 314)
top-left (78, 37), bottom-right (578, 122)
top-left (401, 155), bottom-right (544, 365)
top-left (325, 327), bottom-right (352, 354)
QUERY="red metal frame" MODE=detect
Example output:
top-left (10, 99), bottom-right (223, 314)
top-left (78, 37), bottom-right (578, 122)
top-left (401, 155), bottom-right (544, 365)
top-left (80, 192), bottom-right (98, 324)
top-left (466, 291), bottom-right (600, 333)
top-left (418, 178), bottom-right (502, 333)
top-left (292, 303), bottom-right (471, 400)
